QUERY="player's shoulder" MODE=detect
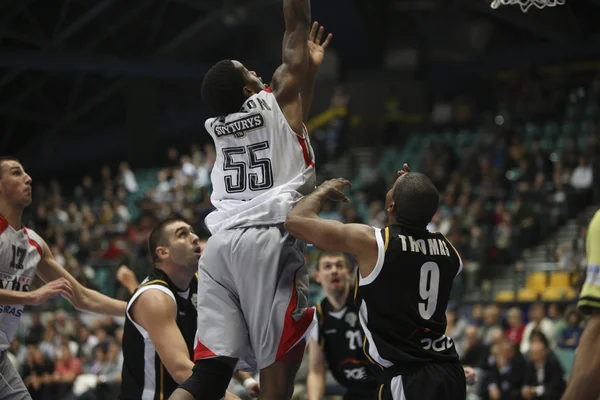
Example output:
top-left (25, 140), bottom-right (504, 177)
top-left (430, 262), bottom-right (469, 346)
top-left (23, 226), bottom-right (45, 256)
top-left (130, 274), bottom-right (176, 308)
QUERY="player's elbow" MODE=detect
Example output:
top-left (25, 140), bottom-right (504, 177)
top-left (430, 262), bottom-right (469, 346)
top-left (71, 288), bottom-right (91, 312)
top-left (172, 366), bottom-right (193, 384)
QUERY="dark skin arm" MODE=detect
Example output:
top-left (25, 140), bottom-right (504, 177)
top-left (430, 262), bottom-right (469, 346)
top-left (270, 0), bottom-right (311, 135)
top-left (301, 22), bottom-right (332, 123)
top-left (285, 164), bottom-right (411, 278)
top-left (561, 310), bottom-right (600, 400)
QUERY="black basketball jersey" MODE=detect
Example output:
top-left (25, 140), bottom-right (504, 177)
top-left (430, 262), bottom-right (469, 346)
top-left (315, 294), bottom-right (377, 393)
top-left (355, 225), bottom-right (461, 376)
top-left (120, 268), bottom-right (198, 400)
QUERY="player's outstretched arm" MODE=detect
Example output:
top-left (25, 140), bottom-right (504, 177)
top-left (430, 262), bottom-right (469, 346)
top-left (0, 277), bottom-right (74, 306)
top-left (270, 0), bottom-right (311, 135)
top-left (36, 239), bottom-right (127, 317)
top-left (307, 338), bottom-right (327, 400)
top-left (285, 178), bottom-right (379, 278)
top-left (302, 22), bottom-right (333, 123)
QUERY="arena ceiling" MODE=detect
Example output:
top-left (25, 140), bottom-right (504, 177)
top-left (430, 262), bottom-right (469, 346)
top-left (1, 0), bottom-right (599, 171)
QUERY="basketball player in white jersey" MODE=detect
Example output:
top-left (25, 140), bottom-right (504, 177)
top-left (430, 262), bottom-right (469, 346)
top-left (170, 2), bottom-right (331, 399)
top-left (0, 156), bottom-right (127, 400)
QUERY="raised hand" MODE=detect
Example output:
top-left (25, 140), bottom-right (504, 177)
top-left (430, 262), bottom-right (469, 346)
top-left (397, 163), bottom-right (411, 177)
top-left (307, 22), bottom-right (333, 72)
top-left (29, 278), bottom-right (74, 305)
top-left (320, 178), bottom-right (352, 202)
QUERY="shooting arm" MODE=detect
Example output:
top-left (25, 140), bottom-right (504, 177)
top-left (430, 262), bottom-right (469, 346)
top-left (284, 185), bottom-right (378, 278)
top-left (36, 240), bottom-right (126, 316)
top-left (307, 338), bottom-right (326, 400)
top-left (301, 71), bottom-right (317, 124)
top-left (271, 0), bottom-right (311, 134)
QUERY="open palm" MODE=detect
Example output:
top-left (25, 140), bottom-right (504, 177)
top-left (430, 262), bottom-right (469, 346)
top-left (307, 22), bottom-right (333, 72)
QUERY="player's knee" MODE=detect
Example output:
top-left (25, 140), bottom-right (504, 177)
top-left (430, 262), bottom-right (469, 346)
top-left (177, 358), bottom-right (235, 400)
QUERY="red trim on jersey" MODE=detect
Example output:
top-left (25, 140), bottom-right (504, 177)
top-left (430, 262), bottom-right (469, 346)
top-left (23, 227), bottom-right (43, 257)
top-left (275, 268), bottom-right (315, 360)
top-left (296, 134), bottom-right (314, 168)
top-left (0, 215), bottom-right (8, 236)
top-left (264, 86), bottom-right (272, 93)
top-left (336, 358), bottom-right (369, 370)
top-left (193, 337), bottom-right (217, 361)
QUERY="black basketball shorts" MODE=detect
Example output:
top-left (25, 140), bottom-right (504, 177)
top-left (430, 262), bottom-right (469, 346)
top-left (373, 361), bottom-right (466, 400)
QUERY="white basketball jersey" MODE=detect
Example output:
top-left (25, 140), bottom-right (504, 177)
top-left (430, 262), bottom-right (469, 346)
top-left (0, 216), bottom-right (43, 351)
top-left (204, 88), bottom-right (316, 233)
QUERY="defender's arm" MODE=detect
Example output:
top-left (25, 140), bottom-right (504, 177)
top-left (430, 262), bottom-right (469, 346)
top-left (285, 179), bottom-right (379, 278)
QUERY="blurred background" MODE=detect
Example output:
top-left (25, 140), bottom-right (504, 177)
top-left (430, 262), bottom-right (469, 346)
top-left (2, 0), bottom-right (600, 398)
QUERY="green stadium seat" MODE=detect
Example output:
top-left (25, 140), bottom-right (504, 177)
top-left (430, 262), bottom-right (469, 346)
top-left (554, 348), bottom-right (576, 378)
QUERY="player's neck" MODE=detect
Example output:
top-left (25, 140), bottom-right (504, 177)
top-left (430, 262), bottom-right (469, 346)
top-left (163, 266), bottom-right (194, 291)
top-left (0, 203), bottom-right (23, 230)
top-left (327, 285), bottom-right (350, 311)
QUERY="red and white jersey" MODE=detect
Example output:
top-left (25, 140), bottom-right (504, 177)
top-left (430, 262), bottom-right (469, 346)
top-left (205, 88), bottom-right (316, 233)
top-left (0, 215), bottom-right (43, 352)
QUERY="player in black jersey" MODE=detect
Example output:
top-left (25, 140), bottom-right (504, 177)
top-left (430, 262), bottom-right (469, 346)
top-left (308, 251), bottom-right (377, 400)
top-left (286, 165), bottom-right (467, 400)
top-left (120, 217), bottom-right (253, 400)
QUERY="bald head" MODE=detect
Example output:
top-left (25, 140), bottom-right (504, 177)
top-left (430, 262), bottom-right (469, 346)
top-left (391, 172), bottom-right (439, 228)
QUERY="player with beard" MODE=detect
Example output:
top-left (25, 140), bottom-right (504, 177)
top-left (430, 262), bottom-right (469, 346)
top-left (307, 251), bottom-right (377, 400)
top-left (0, 156), bottom-right (127, 400)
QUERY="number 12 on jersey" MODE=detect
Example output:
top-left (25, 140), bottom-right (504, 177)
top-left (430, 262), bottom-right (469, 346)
top-left (418, 262), bottom-right (440, 320)
top-left (223, 141), bottom-right (274, 193)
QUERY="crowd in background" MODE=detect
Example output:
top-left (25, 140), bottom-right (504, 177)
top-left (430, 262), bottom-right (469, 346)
top-left (449, 302), bottom-right (584, 400)
top-left (7, 71), bottom-right (600, 399)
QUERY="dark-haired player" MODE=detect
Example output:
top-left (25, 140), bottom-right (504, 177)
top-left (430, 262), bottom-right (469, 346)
top-left (0, 156), bottom-right (127, 400)
top-left (285, 165), bottom-right (467, 400)
top-left (119, 217), bottom-right (256, 400)
top-left (170, 1), bottom-right (332, 399)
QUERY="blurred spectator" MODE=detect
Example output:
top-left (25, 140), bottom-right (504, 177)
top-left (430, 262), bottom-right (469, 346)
top-left (522, 340), bottom-right (566, 400)
top-left (22, 346), bottom-right (54, 400)
top-left (481, 305), bottom-right (503, 346)
top-left (461, 325), bottom-right (489, 370)
top-left (117, 162), bottom-right (138, 193)
top-left (446, 308), bottom-right (468, 355)
top-left (486, 338), bottom-right (527, 400)
top-left (505, 307), bottom-right (526, 346)
top-left (556, 308), bottom-right (584, 350)
top-left (521, 303), bottom-right (555, 354)
top-left (26, 312), bottom-right (45, 345)
top-left (53, 345), bottom-right (83, 399)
